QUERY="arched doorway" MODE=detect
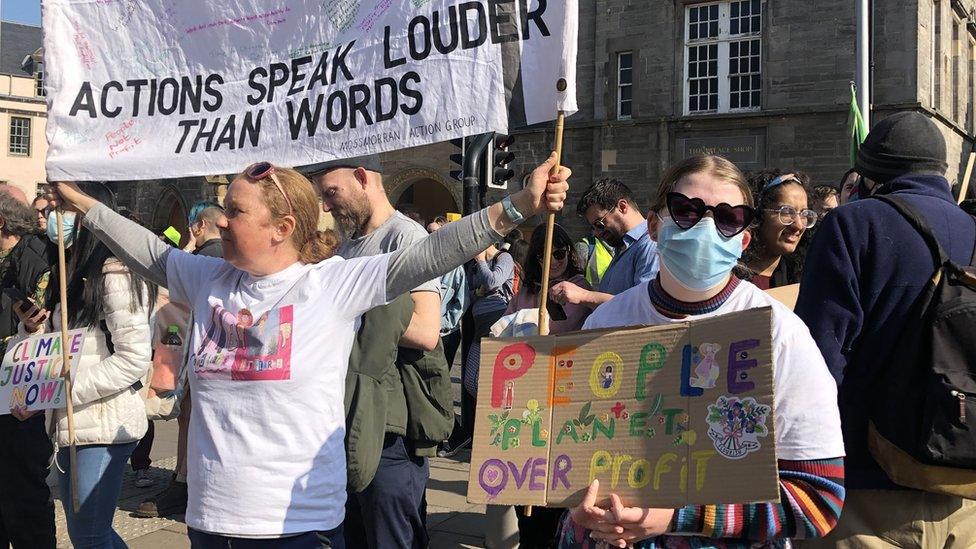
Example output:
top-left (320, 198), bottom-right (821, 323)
top-left (151, 186), bottom-right (189, 246)
top-left (394, 179), bottom-right (459, 224)
top-left (387, 168), bottom-right (460, 225)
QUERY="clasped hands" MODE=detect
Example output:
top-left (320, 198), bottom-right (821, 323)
top-left (568, 480), bottom-right (675, 548)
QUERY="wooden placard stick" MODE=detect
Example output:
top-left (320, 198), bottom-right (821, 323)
top-left (959, 149), bottom-right (975, 205)
top-left (55, 208), bottom-right (81, 513)
top-left (528, 79), bottom-right (570, 517)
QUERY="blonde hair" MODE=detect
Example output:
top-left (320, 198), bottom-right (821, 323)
top-left (652, 155), bottom-right (754, 213)
top-left (240, 166), bottom-right (338, 263)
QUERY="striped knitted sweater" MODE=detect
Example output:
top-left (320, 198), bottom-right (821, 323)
top-left (557, 277), bottom-right (846, 548)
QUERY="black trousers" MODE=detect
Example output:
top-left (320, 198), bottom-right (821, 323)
top-left (344, 435), bottom-right (429, 549)
top-left (0, 414), bottom-right (55, 549)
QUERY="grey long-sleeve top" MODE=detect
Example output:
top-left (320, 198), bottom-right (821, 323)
top-left (81, 202), bottom-right (505, 301)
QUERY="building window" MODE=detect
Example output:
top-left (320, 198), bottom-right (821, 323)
top-left (617, 52), bottom-right (634, 119)
top-left (953, 19), bottom-right (961, 121)
top-left (966, 39), bottom-right (976, 133)
top-left (9, 117), bottom-right (31, 156)
top-left (684, 0), bottom-right (762, 115)
top-left (34, 64), bottom-right (45, 97)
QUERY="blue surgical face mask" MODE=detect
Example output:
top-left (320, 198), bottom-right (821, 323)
top-left (657, 216), bottom-right (744, 292)
top-left (46, 211), bottom-right (76, 248)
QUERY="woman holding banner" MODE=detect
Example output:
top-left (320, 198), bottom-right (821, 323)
top-left (557, 155), bottom-right (845, 548)
top-left (46, 153), bottom-right (569, 548)
top-left (14, 182), bottom-right (157, 549)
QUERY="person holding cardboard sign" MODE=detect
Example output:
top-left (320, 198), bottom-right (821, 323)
top-left (558, 155), bottom-right (844, 548)
top-left (13, 182), bottom-right (157, 549)
top-left (505, 222), bottom-right (592, 547)
top-left (45, 153), bottom-right (569, 547)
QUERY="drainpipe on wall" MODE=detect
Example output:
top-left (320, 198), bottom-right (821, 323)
top-left (856, 0), bottom-right (871, 127)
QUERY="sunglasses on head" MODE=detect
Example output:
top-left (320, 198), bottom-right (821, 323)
top-left (243, 162), bottom-right (294, 216)
top-left (665, 192), bottom-right (755, 237)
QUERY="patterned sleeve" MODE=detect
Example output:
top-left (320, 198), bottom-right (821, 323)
top-left (31, 270), bottom-right (50, 305)
top-left (671, 457), bottom-right (845, 541)
top-left (557, 458), bottom-right (844, 548)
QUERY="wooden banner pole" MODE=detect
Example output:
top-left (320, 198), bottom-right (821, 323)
top-left (528, 85), bottom-right (569, 517)
top-left (959, 150), bottom-right (975, 205)
top-left (535, 111), bottom-right (565, 342)
top-left (55, 208), bottom-right (81, 513)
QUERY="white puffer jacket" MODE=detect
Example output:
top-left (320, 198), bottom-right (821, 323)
top-left (42, 259), bottom-right (152, 447)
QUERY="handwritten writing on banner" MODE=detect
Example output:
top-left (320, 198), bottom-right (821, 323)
top-left (43, 0), bottom-right (579, 181)
top-left (467, 308), bottom-right (779, 508)
top-left (0, 330), bottom-right (87, 415)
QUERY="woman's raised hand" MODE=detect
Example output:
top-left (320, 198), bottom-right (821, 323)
top-left (44, 181), bottom-right (98, 214)
top-left (512, 152), bottom-right (571, 217)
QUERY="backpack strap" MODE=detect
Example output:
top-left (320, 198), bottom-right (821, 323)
top-left (872, 194), bottom-right (949, 268)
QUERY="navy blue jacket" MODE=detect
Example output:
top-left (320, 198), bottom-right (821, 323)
top-left (796, 174), bottom-right (976, 490)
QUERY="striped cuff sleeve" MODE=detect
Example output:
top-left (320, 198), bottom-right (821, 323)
top-left (671, 457), bottom-right (845, 541)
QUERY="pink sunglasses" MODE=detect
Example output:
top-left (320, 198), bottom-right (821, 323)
top-left (243, 162), bottom-right (294, 216)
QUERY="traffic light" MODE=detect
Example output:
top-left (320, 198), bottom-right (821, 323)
top-left (449, 137), bottom-right (465, 182)
top-left (486, 133), bottom-right (515, 190)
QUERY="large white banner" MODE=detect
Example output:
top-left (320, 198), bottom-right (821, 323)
top-left (43, 0), bottom-right (578, 181)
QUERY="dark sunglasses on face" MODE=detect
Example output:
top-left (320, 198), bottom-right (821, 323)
top-left (538, 248), bottom-right (569, 261)
top-left (665, 192), bottom-right (755, 237)
top-left (591, 206), bottom-right (616, 231)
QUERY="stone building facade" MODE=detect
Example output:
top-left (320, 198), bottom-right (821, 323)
top-left (118, 0), bottom-right (974, 241)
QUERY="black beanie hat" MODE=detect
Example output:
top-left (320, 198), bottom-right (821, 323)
top-left (855, 111), bottom-right (948, 184)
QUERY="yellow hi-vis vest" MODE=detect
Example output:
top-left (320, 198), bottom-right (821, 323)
top-left (583, 238), bottom-right (614, 286)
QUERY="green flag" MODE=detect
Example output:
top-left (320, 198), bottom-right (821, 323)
top-left (849, 83), bottom-right (869, 166)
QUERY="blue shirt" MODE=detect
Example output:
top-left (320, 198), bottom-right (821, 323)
top-left (439, 266), bottom-right (468, 335)
top-left (598, 221), bottom-right (659, 295)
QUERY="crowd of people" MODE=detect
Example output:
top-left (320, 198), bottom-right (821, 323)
top-left (0, 111), bottom-right (973, 549)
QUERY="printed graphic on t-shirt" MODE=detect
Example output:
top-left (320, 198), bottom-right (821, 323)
top-left (192, 304), bottom-right (293, 381)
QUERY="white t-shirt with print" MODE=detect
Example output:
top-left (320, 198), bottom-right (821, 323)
top-left (166, 251), bottom-right (390, 536)
top-left (584, 280), bottom-right (845, 461)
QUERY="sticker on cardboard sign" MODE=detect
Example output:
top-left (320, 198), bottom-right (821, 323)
top-left (706, 396), bottom-right (771, 460)
top-left (690, 343), bottom-right (721, 389)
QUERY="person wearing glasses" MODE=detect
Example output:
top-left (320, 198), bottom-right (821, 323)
top-left (559, 155), bottom-right (844, 549)
top-left (741, 171), bottom-right (816, 290)
top-left (45, 153), bottom-right (569, 548)
top-left (504, 222), bottom-right (592, 547)
top-left (551, 178), bottom-right (658, 310)
top-left (32, 195), bottom-right (50, 233)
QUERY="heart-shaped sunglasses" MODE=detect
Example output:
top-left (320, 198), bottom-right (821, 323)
top-left (666, 192), bottom-right (755, 237)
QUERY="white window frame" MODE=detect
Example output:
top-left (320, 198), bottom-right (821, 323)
top-left (682, 0), bottom-right (763, 116)
top-left (34, 64), bottom-right (45, 97)
top-left (9, 117), bottom-right (31, 157)
top-left (969, 35), bottom-right (975, 133)
top-left (617, 51), bottom-right (634, 120)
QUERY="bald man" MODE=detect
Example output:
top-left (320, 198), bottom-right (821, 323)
top-left (0, 185), bottom-right (28, 206)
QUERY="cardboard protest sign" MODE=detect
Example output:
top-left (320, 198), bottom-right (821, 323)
top-left (0, 330), bottom-right (86, 414)
top-left (468, 308), bottom-right (778, 508)
top-left (766, 284), bottom-right (799, 310)
top-left (43, 0), bottom-right (579, 181)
